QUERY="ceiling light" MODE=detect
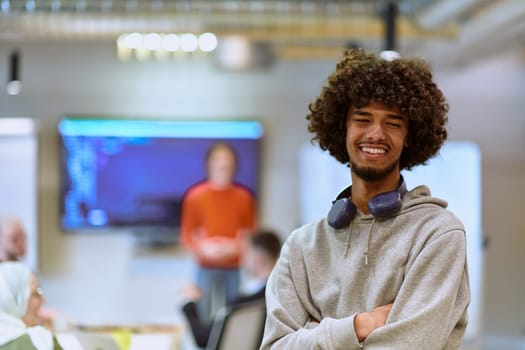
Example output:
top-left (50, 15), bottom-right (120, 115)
top-left (379, 50), bottom-right (401, 61)
top-left (163, 34), bottom-right (180, 52)
top-left (198, 33), bottom-right (218, 52)
top-left (124, 32), bottom-right (143, 49)
top-left (180, 33), bottom-right (198, 53)
top-left (144, 33), bottom-right (162, 50)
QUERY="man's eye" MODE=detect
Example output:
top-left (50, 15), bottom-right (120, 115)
top-left (387, 122), bottom-right (401, 127)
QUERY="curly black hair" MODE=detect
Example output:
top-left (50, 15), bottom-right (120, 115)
top-left (306, 49), bottom-right (448, 170)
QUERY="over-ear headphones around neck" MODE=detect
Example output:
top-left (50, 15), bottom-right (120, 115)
top-left (327, 176), bottom-right (407, 229)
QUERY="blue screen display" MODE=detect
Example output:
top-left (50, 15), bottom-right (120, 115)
top-left (59, 118), bottom-right (263, 234)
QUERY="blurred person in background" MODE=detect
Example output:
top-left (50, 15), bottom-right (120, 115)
top-left (181, 229), bottom-right (281, 348)
top-left (180, 142), bottom-right (258, 322)
top-left (0, 216), bottom-right (27, 262)
top-left (0, 261), bottom-right (64, 350)
top-left (0, 216), bottom-right (59, 331)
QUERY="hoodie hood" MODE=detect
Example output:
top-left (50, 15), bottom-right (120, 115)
top-left (399, 184), bottom-right (448, 213)
top-left (336, 184), bottom-right (450, 266)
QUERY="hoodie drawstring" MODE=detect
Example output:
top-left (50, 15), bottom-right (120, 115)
top-left (343, 218), bottom-right (375, 266)
top-left (364, 218), bottom-right (375, 266)
top-left (343, 222), bottom-right (353, 258)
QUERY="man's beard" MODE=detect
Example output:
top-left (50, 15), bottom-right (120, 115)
top-left (349, 158), bottom-right (399, 182)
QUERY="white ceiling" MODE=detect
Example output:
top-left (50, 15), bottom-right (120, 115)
top-left (0, 0), bottom-right (524, 67)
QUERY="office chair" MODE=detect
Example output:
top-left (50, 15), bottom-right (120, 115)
top-left (205, 299), bottom-right (267, 350)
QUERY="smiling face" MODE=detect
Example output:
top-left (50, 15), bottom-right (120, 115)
top-left (207, 145), bottom-right (237, 189)
top-left (346, 100), bottom-right (408, 182)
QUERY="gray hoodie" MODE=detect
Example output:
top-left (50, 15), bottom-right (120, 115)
top-left (260, 185), bottom-right (470, 350)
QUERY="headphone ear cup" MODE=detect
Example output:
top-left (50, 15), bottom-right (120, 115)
top-left (327, 177), bottom-right (406, 228)
top-left (368, 191), bottom-right (402, 217)
top-left (328, 198), bottom-right (356, 229)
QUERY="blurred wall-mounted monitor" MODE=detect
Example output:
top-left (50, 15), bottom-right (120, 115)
top-left (58, 118), bottom-right (263, 243)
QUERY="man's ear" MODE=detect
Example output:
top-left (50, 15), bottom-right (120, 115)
top-left (404, 135), bottom-right (410, 147)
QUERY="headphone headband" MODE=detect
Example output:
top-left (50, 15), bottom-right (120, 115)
top-left (327, 176), bottom-right (406, 229)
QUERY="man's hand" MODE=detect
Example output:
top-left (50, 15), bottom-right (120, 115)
top-left (354, 303), bottom-right (393, 342)
top-left (196, 237), bottom-right (240, 263)
top-left (180, 284), bottom-right (203, 302)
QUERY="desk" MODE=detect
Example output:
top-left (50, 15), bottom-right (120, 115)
top-left (56, 324), bottom-right (181, 350)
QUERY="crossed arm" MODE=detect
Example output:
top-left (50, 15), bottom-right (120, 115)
top-left (260, 230), bottom-right (470, 350)
top-left (354, 303), bottom-right (393, 342)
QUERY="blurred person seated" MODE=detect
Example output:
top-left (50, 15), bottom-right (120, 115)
top-left (0, 216), bottom-right (58, 330)
top-left (181, 229), bottom-right (281, 348)
top-left (0, 261), bottom-right (64, 350)
top-left (0, 216), bottom-right (27, 262)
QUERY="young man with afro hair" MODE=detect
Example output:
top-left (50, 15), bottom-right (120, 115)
top-left (260, 49), bottom-right (470, 349)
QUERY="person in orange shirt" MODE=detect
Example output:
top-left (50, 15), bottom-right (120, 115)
top-left (180, 142), bottom-right (257, 321)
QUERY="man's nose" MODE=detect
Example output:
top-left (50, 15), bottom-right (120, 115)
top-left (366, 123), bottom-right (386, 140)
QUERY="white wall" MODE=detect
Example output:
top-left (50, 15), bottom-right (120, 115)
top-left (0, 120), bottom-right (38, 271)
top-left (436, 52), bottom-right (525, 344)
top-left (0, 42), bottom-right (523, 346)
top-left (0, 42), bottom-right (335, 325)
top-left (299, 142), bottom-right (483, 343)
